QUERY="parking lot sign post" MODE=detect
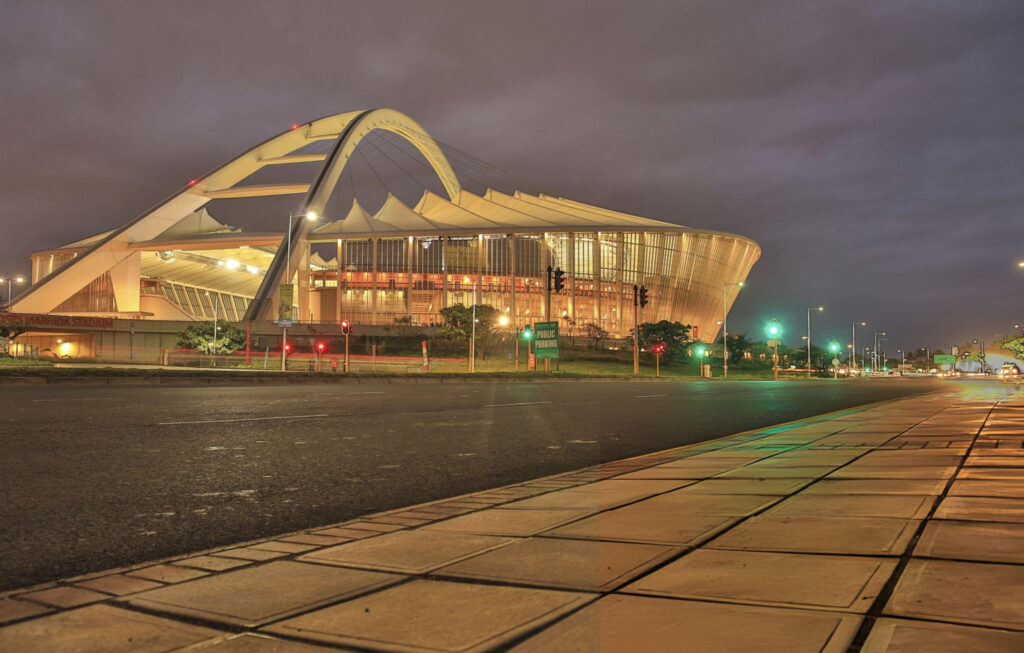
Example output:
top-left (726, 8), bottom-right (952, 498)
top-left (534, 321), bottom-right (559, 366)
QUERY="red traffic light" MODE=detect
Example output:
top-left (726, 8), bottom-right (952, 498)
top-left (316, 342), bottom-right (326, 352)
top-left (652, 343), bottom-right (666, 355)
top-left (283, 343), bottom-right (292, 354)
top-left (340, 320), bottom-right (351, 335)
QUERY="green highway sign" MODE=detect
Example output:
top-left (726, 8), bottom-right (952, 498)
top-left (533, 321), bottom-right (559, 359)
top-left (933, 354), bottom-right (955, 364)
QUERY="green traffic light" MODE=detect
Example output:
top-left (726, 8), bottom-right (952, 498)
top-left (829, 341), bottom-right (840, 353)
top-left (766, 319), bottom-right (781, 338)
top-left (883, 366), bottom-right (888, 371)
top-left (696, 347), bottom-right (705, 357)
top-left (521, 328), bottom-right (532, 340)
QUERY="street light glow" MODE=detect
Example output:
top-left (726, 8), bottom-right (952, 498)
top-left (305, 211), bottom-right (318, 221)
top-left (498, 315), bottom-right (509, 327)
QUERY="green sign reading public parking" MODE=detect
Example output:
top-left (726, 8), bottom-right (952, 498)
top-left (933, 354), bottom-right (955, 364)
top-left (533, 321), bottom-right (559, 359)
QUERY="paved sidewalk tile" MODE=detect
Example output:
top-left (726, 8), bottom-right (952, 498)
top-left (129, 560), bottom-right (402, 627)
top-left (625, 549), bottom-right (895, 613)
top-left (827, 465), bottom-right (958, 479)
top-left (675, 478), bottom-right (813, 495)
top-left (127, 563), bottom-right (209, 584)
top-left (914, 520), bottom-right (1024, 563)
top-left (436, 537), bottom-right (680, 591)
top-left (501, 479), bottom-right (688, 510)
top-left (211, 547), bottom-right (290, 562)
top-left (423, 508), bottom-right (591, 536)
top-left (715, 466), bottom-right (834, 479)
top-left (510, 594), bottom-right (860, 652)
top-left (885, 558), bottom-right (1024, 630)
top-left (0, 604), bottom-right (222, 653)
top-left (609, 466), bottom-right (724, 480)
top-left (200, 633), bottom-right (337, 651)
top-left (16, 586), bottom-right (107, 609)
top-left (957, 467), bottom-right (1024, 481)
top-left (802, 479), bottom-right (947, 495)
top-left (75, 574), bottom-right (163, 596)
top-left (708, 516), bottom-right (920, 555)
top-left (173, 555), bottom-right (253, 571)
top-left (948, 480), bottom-right (1024, 498)
top-left (265, 579), bottom-right (592, 652)
top-left (764, 494), bottom-right (935, 520)
top-left (861, 618), bottom-right (1024, 653)
top-left (933, 496), bottom-right (1024, 522)
top-left (299, 530), bottom-right (514, 574)
top-left (0, 599), bottom-right (51, 625)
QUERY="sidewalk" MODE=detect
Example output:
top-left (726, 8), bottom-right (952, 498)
top-left (2, 384), bottom-right (1022, 651)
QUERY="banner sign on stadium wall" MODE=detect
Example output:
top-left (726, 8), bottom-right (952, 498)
top-left (0, 313), bottom-right (115, 329)
top-left (277, 284), bottom-right (294, 325)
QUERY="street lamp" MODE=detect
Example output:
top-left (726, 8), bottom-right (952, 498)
top-left (807, 306), bottom-right (823, 377)
top-left (722, 281), bottom-right (744, 379)
top-left (0, 275), bottom-right (26, 311)
top-left (766, 319), bottom-right (782, 380)
top-left (873, 331), bottom-right (887, 371)
top-left (281, 210), bottom-right (318, 371)
top-left (851, 321), bottom-right (866, 373)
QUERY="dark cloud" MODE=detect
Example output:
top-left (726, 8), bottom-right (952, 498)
top-left (2, 0), bottom-right (1023, 349)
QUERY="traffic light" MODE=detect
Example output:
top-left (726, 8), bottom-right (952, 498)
top-left (766, 320), bottom-right (781, 338)
top-left (652, 343), bottom-right (666, 355)
top-left (522, 327), bottom-right (533, 340)
top-left (316, 342), bottom-right (326, 354)
top-left (553, 267), bottom-right (565, 293)
top-left (638, 285), bottom-right (649, 308)
top-left (283, 343), bottom-right (292, 355)
top-left (341, 320), bottom-right (351, 335)
top-left (695, 346), bottom-right (706, 357)
top-left (829, 341), bottom-right (841, 353)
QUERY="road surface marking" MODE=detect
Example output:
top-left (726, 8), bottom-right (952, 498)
top-left (635, 394), bottom-right (668, 398)
top-left (158, 413), bottom-right (330, 425)
top-left (484, 401), bottom-right (552, 408)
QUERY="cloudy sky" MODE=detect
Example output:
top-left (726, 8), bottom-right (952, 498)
top-left (2, 0), bottom-right (1022, 350)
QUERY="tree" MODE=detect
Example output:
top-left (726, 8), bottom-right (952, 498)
top-left (0, 321), bottom-right (26, 342)
top-left (636, 321), bottom-right (692, 361)
top-left (999, 335), bottom-right (1024, 360)
top-left (176, 322), bottom-right (246, 355)
top-left (581, 322), bottom-right (608, 349)
top-left (439, 304), bottom-right (500, 359)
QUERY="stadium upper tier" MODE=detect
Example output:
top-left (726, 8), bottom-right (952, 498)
top-left (15, 109), bottom-right (760, 339)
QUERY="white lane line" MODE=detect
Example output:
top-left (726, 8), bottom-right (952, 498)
top-left (345, 391), bottom-right (386, 395)
top-left (634, 394), bottom-right (668, 398)
top-left (158, 413), bottom-right (330, 426)
top-left (484, 401), bottom-right (552, 408)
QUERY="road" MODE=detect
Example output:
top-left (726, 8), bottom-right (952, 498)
top-left (0, 378), bottom-right (939, 591)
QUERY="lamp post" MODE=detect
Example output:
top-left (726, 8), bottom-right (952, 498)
top-left (722, 281), bottom-right (744, 378)
top-left (851, 321), bottom-right (866, 374)
top-left (498, 314), bottom-right (511, 370)
top-left (0, 275), bottom-right (26, 311)
top-left (766, 320), bottom-right (782, 381)
top-left (829, 341), bottom-right (841, 379)
top-left (806, 306), bottom-right (823, 377)
top-left (898, 348), bottom-right (905, 374)
top-left (873, 331), bottom-right (887, 372)
top-left (281, 211), bottom-right (318, 371)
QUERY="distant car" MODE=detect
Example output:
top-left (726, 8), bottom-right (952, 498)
top-left (1000, 362), bottom-right (1021, 377)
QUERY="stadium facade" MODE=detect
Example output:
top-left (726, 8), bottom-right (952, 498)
top-left (9, 109), bottom-right (759, 359)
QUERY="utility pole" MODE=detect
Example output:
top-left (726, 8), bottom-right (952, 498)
top-left (470, 285), bottom-right (477, 373)
top-left (544, 266), bottom-right (552, 373)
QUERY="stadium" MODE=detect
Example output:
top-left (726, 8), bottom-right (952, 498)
top-left (7, 109), bottom-right (760, 361)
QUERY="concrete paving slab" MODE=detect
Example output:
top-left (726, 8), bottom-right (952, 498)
top-left (298, 530), bottom-right (514, 574)
top-left (212, 547), bottom-right (290, 562)
top-left (435, 537), bottom-right (680, 592)
top-left (17, 586), bottom-right (107, 608)
top-left (608, 466), bottom-right (723, 480)
top-left (199, 632), bottom-right (337, 651)
top-left (764, 494), bottom-right (936, 520)
top-left (964, 456), bottom-right (1024, 467)
top-left (542, 506), bottom-right (740, 546)
top-left (826, 466), bottom-right (957, 479)
top-left (75, 574), bottom-right (162, 596)
top-left (934, 496), bottom-right (1024, 522)
top-left (715, 466), bottom-right (834, 479)
top-left (625, 549), bottom-right (896, 613)
top-left (914, 520), bottom-right (1024, 563)
top-left (948, 480), bottom-right (1024, 498)
top-left (0, 604), bottom-right (222, 653)
top-left (0, 598), bottom-right (51, 625)
top-left (265, 579), bottom-right (592, 652)
top-left (676, 478), bottom-right (813, 495)
top-left (708, 516), bottom-right (920, 555)
top-left (277, 534), bottom-right (351, 546)
top-left (856, 452), bottom-right (964, 466)
top-left (642, 490), bottom-right (784, 515)
top-left (423, 508), bottom-right (592, 536)
top-left (957, 467), bottom-right (1024, 481)
top-left (251, 541), bottom-right (320, 553)
top-left (861, 618), bottom-right (1024, 653)
top-left (885, 558), bottom-right (1024, 630)
top-left (129, 560), bottom-right (402, 627)
top-left (127, 563), bottom-right (210, 584)
top-left (803, 479), bottom-right (947, 495)
top-left (173, 555), bottom-right (253, 571)
top-left (509, 594), bottom-right (860, 652)
top-left (501, 479), bottom-right (688, 510)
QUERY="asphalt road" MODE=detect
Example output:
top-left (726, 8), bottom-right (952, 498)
top-left (0, 378), bottom-right (940, 591)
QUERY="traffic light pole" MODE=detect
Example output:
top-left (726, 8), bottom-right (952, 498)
top-left (281, 327), bottom-right (287, 372)
top-left (632, 284), bottom-right (639, 376)
top-left (544, 266), bottom-right (552, 373)
top-left (344, 332), bottom-right (350, 373)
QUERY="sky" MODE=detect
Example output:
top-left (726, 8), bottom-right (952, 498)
top-left (1, 0), bottom-right (1023, 351)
